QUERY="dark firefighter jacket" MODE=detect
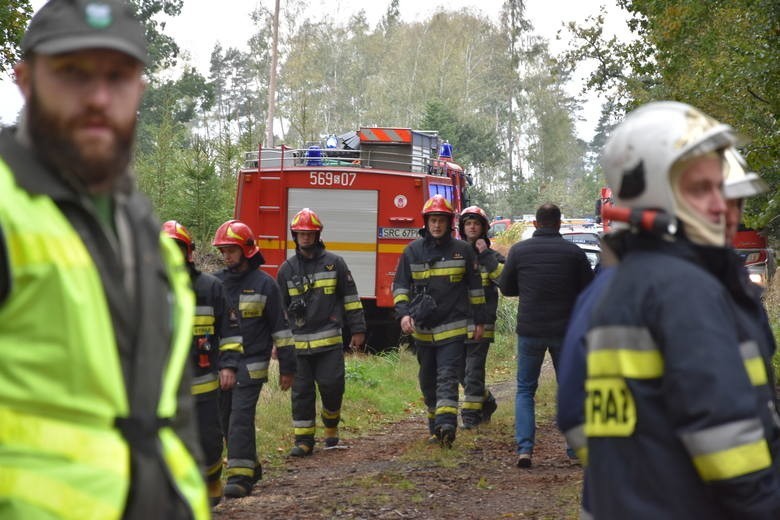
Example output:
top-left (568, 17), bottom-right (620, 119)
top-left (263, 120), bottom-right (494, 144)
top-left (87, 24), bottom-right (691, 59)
top-left (277, 244), bottom-right (366, 354)
top-left (584, 233), bottom-right (780, 519)
top-left (216, 266), bottom-right (296, 378)
top-left (393, 231), bottom-right (486, 345)
top-left (189, 268), bottom-right (243, 395)
top-left (0, 126), bottom-right (208, 519)
top-left (499, 226), bottom-right (594, 338)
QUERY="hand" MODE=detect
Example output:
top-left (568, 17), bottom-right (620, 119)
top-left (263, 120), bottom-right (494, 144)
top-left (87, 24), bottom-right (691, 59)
top-left (473, 324), bottom-right (485, 342)
top-left (349, 333), bottom-right (366, 352)
top-left (279, 373), bottom-right (294, 391)
top-left (219, 368), bottom-right (237, 391)
top-left (475, 239), bottom-right (487, 253)
top-left (401, 315), bottom-right (416, 335)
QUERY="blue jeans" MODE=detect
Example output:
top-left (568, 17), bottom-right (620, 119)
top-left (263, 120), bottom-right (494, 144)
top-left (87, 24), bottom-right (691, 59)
top-left (515, 335), bottom-right (562, 454)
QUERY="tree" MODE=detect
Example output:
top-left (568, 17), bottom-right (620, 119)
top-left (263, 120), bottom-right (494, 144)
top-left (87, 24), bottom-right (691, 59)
top-left (0, 0), bottom-right (32, 74)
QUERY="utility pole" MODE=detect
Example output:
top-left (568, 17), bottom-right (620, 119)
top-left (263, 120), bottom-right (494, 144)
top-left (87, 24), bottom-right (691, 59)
top-left (265, 0), bottom-right (280, 147)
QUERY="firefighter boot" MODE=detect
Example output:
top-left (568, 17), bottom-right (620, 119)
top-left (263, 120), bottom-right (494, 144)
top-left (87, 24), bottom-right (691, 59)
top-left (207, 479), bottom-right (223, 507)
top-left (289, 442), bottom-right (314, 457)
top-left (324, 427), bottom-right (339, 448)
top-left (223, 477), bottom-right (252, 499)
top-left (482, 394), bottom-right (498, 424)
top-left (436, 424), bottom-right (456, 449)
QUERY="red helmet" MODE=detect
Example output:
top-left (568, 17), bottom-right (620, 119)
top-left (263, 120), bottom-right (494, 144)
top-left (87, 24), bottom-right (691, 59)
top-left (162, 220), bottom-right (194, 262)
top-left (290, 208), bottom-right (324, 234)
top-left (212, 219), bottom-right (259, 258)
top-left (459, 206), bottom-right (489, 232)
top-left (422, 194), bottom-right (455, 223)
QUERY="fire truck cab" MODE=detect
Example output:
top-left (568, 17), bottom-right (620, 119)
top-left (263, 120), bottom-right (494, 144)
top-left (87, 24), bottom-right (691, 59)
top-left (234, 127), bottom-right (471, 350)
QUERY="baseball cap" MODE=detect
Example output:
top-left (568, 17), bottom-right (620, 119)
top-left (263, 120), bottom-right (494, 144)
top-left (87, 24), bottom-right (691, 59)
top-left (21, 0), bottom-right (148, 65)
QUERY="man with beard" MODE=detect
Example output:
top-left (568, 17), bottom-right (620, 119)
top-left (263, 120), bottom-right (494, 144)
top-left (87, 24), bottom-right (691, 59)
top-left (393, 195), bottom-right (486, 448)
top-left (0, 1), bottom-right (209, 519)
top-left (212, 219), bottom-right (296, 498)
top-left (277, 208), bottom-right (366, 457)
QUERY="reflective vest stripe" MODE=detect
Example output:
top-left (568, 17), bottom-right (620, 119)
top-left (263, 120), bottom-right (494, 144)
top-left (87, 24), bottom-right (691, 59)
top-left (586, 326), bottom-right (663, 379)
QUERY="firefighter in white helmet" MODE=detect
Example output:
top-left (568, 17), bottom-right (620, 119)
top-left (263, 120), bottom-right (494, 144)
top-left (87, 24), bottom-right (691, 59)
top-left (457, 206), bottom-right (504, 428)
top-left (580, 101), bottom-right (780, 518)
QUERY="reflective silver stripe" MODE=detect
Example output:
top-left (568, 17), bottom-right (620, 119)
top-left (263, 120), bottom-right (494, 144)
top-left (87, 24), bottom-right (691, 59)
top-left (586, 325), bottom-right (657, 354)
top-left (294, 328), bottom-right (342, 342)
top-left (343, 294), bottom-right (360, 304)
top-left (226, 458), bottom-right (256, 469)
top-left (463, 395), bottom-right (483, 403)
top-left (393, 287), bottom-right (410, 297)
top-left (436, 399), bottom-right (458, 408)
top-left (293, 420), bottom-right (315, 428)
top-left (417, 319), bottom-right (468, 335)
top-left (195, 306), bottom-right (214, 315)
top-left (311, 271), bottom-right (337, 281)
top-left (246, 361), bottom-right (269, 372)
top-left (192, 373), bottom-right (218, 385)
top-left (272, 329), bottom-right (294, 341)
top-left (220, 336), bottom-right (241, 346)
top-left (739, 340), bottom-right (761, 360)
top-left (433, 259), bottom-right (466, 269)
top-left (564, 424), bottom-right (586, 453)
top-left (410, 263), bottom-right (428, 273)
top-left (239, 293), bottom-right (267, 305)
top-left (680, 418), bottom-right (765, 456)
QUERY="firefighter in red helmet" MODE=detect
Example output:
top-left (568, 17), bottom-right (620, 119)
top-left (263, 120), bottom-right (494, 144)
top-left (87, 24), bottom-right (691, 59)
top-left (163, 220), bottom-right (243, 506)
top-left (277, 208), bottom-right (367, 457)
top-left (212, 220), bottom-right (297, 498)
top-left (393, 195), bottom-right (486, 447)
top-left (458, 206), bottom-right (504, 429)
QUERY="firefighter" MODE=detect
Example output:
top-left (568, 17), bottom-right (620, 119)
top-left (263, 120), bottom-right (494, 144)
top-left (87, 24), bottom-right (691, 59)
top-left (212, 219), bottom-right (296, 498)
top-left (277, 208), bottom-right (367, 456)
top-left (393, 195), bottom-right (486, 447)
top-left (163, 220), bottom-right (243, 506)
top-left (0, 2), bottom-right (209, 518)
top-left (458, 206), bottom-right (504, 428)
top-left (582, 101), bottom-right (780, 518)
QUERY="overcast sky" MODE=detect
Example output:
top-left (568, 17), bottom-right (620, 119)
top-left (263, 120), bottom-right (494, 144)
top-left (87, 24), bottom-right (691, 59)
top-left (0, 0), bottom-right (630, 138)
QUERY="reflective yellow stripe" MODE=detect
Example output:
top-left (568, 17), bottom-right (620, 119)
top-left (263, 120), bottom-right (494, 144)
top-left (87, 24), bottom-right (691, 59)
top-left (344, 301), bottom-right (363, 311)
top-left (740, 342), bottom-right (768, 386)
top-left (413, 325), bottom-right (468, 343)
top-left (220, 341), bottom-right (242, 353)
top-left (577, 447), bottom-right (588, 466)
top-left (295, 427), bottom-right (317, 436)
top-left (295, 334), bottom-right (342, 350)
top-left (225, 467), bottom-right (255, 478)
top-left (462, 401), bottom-right (481, 410)
top-left (436, 406), bottom-right (458, 415)
top-left (470, 295), bottom-right (486, 305)
top-left (312, 278), bottom-right (337, 289)
top-left (587, 349), bottom-right (664, 379)
top-left (394, 294), bottom-right (410, 304)
top-left (192, 379), bottom-right (219, 395)
top-left (159, 428), bottom-right (210, 520)
top-left (0, 467), bottom-right (123, 520)
top-left (692, 439), bottom-right (771, 481)
top-left (321, 408), bottom-right (340, 420)
top-left (206, 459), bottom-right (223, 478)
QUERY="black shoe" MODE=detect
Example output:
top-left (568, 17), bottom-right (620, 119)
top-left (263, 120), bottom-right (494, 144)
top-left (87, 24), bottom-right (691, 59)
top-left (223, 479), bottom-right (252, 499)
top-left (436, 425), bottom-right (456, 448)
top-left (516, 453), bottom-right (532, 468)
top-left (289, 443), bottom-right (313, 457)
top-left (482, 398), bottom-right (498, 424)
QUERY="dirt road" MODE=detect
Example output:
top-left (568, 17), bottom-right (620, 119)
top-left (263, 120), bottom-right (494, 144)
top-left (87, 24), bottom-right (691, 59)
top-left (214, 381), bottom-right (582, 519)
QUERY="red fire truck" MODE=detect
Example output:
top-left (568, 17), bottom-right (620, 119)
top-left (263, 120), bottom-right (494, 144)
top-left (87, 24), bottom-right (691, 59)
top-left (234, 127), bottom-right (471, 349)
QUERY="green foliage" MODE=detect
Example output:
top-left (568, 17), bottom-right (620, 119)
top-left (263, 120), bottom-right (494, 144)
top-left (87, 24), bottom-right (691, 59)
top-left (561, 0), bottom-right (779, 234)
top-left (0, 0), bottom-right (31, 74)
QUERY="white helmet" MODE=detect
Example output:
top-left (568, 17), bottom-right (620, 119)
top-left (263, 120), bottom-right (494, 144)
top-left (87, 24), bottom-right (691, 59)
top-left (601, 101), bottom-right (738, 215)
top-left (723, 147), bottom-right (768, 200)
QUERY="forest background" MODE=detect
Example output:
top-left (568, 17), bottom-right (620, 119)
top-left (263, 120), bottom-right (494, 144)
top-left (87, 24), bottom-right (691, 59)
top-left (0, 0), bottom-right (778, 247)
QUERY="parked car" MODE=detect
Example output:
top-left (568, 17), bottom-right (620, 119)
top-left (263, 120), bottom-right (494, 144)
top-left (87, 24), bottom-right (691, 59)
top-left (487, 218), bottom-right (513, 238)
top-left (733, 226), bottom-right (776, 289)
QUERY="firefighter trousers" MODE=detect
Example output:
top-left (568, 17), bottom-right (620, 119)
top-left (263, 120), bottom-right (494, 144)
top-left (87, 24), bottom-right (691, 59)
top-left (417, 339), bottom-right (464, 433)
top-left (292, 347), bottom-right (345, 447)
top-left (224, 362), bottom-right (265, 485)
top-left (195, 388), bottom-right (225, 485)
top-left (459, 340), bottom-right (495, 426)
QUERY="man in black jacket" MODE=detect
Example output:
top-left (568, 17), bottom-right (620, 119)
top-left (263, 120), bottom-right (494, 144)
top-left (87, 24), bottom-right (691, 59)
top-left (498, 203), bottom-right (593, 468)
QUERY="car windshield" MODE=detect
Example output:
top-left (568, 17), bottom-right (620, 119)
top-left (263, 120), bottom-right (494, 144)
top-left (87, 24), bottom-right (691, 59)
top-left (562, 232), bottom-right (599, 246)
